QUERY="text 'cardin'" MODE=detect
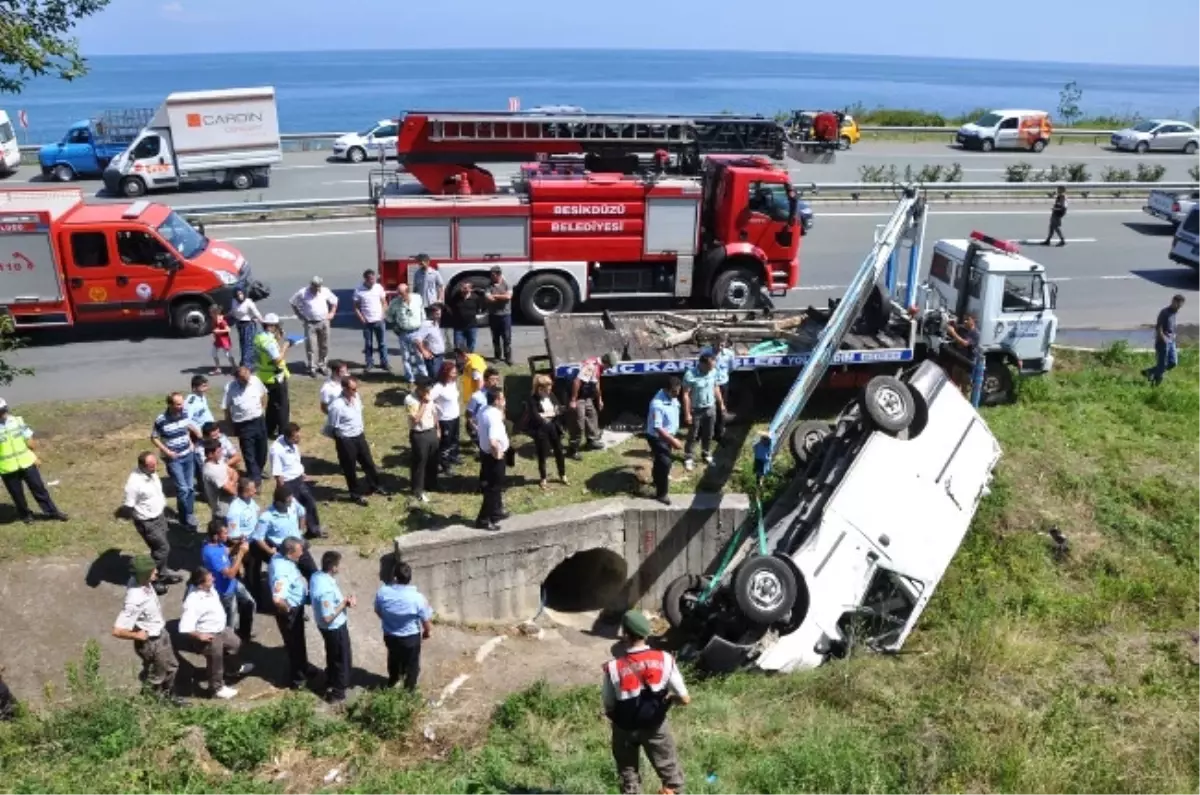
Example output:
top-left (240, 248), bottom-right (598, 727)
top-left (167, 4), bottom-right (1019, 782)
top-left (551, 204), bottom-right (626, 216)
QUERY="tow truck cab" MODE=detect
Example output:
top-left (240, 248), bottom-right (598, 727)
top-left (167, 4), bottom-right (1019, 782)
top-left (923, 232), bottom-right (1058, 376)
top-left (0, 188), bottom-right (263, 336)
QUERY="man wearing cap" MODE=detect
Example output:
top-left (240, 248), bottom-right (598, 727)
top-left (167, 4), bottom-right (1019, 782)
top-left (484, 266), bottom-right (513, 365)
top-left (411, 253), bottom-right (445, 309)
top-left (111, 555), bottom-right (181, 704)
top-left (290, 276), bottom-right (339, 377)
top-left (253, 314), bottom-right (291, 438)
top-left (0, 397), bottom-right (68, 523)
top-left (385, 282), bottom-right (425, 384)
top-left (602, 609), bottom-right (690, 795)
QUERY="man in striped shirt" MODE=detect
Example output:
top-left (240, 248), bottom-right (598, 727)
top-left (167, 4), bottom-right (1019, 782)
top-left (151, 392), bottom-right (202, 530)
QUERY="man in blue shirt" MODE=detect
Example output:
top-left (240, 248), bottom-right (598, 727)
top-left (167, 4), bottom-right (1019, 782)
top-left (252, 484), bottom-right (318, 580)
top-left (311, 551), bottom-right (356, 704)
top-left (269, 537), bottom-right (317, 689)
top-left (225, 477), bottom-right (261, 598)
top-left (375, 560), bottom-right (433, 691)
top-left (1144, 294), bottom-right (1186, 386)
top-left (709, 338), bottom-right (736, 445)
top-left (681, 353), bottom-right (725, 472)
top-left (201, 519), bottom-right (257, 642)
top-left (186, 375), bottom-right (216, 469)
top-left (151, 392), bottom-right (202, 529)
top-left (644, 377), bottom-right (684, 505)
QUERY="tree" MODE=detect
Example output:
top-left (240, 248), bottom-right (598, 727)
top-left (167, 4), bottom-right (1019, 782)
top-left (0, 0), bottom-right (112, 95)
top-left (1057, 81), bottom-right (1084, 127)
top-left (0, 316), bottom-right (32, 386)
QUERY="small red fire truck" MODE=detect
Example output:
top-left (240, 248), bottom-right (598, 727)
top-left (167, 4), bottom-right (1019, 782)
top-left (374, 155), bottom-right (801, 321)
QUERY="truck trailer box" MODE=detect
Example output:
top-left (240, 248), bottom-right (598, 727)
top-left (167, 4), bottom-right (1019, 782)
top-left (0, 190), bottom-right (79, 309)
top-left (154, 87), bottom-right (282, 170)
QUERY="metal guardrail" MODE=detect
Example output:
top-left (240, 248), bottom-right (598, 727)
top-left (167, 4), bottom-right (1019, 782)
top-left (16, 125), bottom-right (1126, 156)
top-left (167, 181), bottom-right (1199, 221)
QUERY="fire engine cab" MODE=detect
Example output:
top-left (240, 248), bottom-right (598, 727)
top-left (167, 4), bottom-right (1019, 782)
top-left (374, 155), bottom-right (801, 321)
top-left (1, 188), bottom-right (266, 336)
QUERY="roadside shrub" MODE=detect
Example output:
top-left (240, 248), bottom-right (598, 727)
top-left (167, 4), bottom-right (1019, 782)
top-left (857, 107), bottom-right (948, 127)
top-left (346, 687), bottom-right (421, 740)
top-left (942, 162), bottom-right (963, 182)
top-left (43, 697), bottom-right (143, 762)
top-left (1034, 164), bottom-right (1065, 183)
top-left (858, 164), bottom-right (898, 183)
top-left (1101, 166), bottom-right (1134, 183)
top-left (203, 710), bottom-right (276, 772)
top-left (1096, 339), bottom-right (1135, 367)
top-left (914, 164), bottom-right (945, 183)
top-left (1135, 163), bottom-right (1167, 182)
top-left (1005, 163), bottom-right (1034, 182)
top-left (1064, 162), bottom-right (1090, 182)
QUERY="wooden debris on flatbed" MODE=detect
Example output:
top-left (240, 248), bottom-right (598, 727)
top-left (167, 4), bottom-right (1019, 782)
top-left (653, 311), bottom-right (810, 350)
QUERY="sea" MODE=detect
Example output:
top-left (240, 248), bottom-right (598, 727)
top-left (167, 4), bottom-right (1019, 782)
top-left (4, 49), bottom-right (1198, 144)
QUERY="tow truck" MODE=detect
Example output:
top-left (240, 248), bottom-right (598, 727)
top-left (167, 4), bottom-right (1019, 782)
top-left (386, 110), bottom-right (840, 195)
top-left (372, 155), bottom-right (804, 321)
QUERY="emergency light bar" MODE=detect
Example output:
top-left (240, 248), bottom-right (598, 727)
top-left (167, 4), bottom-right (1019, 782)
top-left (969, 230), bottom-right (1020, 255)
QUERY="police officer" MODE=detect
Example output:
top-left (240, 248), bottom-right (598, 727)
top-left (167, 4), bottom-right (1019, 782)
top-left (0, 398), bottom-right (68, 523)
top-left (269, 537), bottom-right (318, 690)
top-left (311, 550), bottom-right (356, 704)
top-left (251, 484), bottom-right (318, 583)
top-left (602, 609), bottom-right (690, 795)
top-left (644, 378), bottom-right (683, 506)
top-left (254, 313), bottom-right (291, 438)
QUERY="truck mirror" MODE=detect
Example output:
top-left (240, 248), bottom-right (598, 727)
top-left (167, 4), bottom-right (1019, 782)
top-left (787, 192), bottom-right (798, 226)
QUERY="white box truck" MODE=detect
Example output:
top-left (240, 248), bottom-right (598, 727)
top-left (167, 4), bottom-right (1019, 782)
top-left (102, 87), bottom-right (282, 197)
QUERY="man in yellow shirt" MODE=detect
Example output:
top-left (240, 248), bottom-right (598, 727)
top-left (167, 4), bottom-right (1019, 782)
top-left (455, 347), bottom-right (487, 414)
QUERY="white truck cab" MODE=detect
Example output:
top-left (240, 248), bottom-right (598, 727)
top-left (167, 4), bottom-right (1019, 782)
top-left (0, 110), bottom-right (20, 175)
top-left (332, 120), bottom-right (398, 163)
top-left (1169, 207), bottom-right (1199, 270)
top-left (922, 232), bottom-right (1058, 378)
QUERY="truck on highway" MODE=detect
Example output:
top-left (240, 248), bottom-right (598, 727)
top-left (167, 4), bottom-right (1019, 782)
top-left (36, 109), bottom-right (151, 182)
top-left (640, 189), bottom-right (1007, 674)
top-left (373, 154), bottom-right (803, 322)
top-left (1169, 207), bottom-right (1199, 269)
top-left (102, 88), bottom-right (282, 198)
top-left (542, 229), bottom-right (1060, 406)
top-left (1143, 188), bottom-right (1199, 228)
top-left (386, 110), bottom-right (836, 195)
top-left (0, 110), bottom-right (19, 175)
top-left (0, 188), bottom-right (268, 336)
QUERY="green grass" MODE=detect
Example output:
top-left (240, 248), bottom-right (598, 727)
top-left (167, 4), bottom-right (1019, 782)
top-left (1, 345), bottom-right (1196, 793)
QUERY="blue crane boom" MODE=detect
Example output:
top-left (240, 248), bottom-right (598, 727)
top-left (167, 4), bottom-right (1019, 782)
top-left (761, 185), bottom-right (927, 470)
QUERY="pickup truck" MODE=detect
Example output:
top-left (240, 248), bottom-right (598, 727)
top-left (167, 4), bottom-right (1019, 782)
top-left (38, 114), bottom-right (148, 182)
top-left (1143, 189), bottom-right (1199, 228)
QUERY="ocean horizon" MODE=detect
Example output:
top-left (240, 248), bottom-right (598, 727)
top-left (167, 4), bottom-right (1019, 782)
top-left (4, 49), bottom-right (1197, 143)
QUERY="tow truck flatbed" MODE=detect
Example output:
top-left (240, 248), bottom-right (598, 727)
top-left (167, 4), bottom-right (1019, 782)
top-left (543, 307), bottom-right (916, 379)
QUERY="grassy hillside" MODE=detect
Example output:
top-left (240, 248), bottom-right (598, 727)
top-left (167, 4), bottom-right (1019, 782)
top-left (1, 343), bottom-right (1196, 793)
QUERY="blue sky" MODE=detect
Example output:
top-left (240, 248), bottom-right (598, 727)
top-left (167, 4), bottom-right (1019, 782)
top-left (76, 0), bottom-right (1199, 66)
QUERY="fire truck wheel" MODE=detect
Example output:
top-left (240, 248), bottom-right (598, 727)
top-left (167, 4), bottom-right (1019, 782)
top-left (52, 163), bottom-right (76, 182)
top-left (229, 170), bottom-right (254, 191)
top-left (519, 273), bottom-right (576, 323)
top-left (171, 300), bottom-right (212, 337)
top-left (861, 374), bottom-right (915, 435)
top-left (347, 146), bottom-right (366, 163)
top-left (788, 420), bottom-right (831, 468)
top-left (710, 264), bottom-right (761, 310)
top-left (733, 556), bottom-right (797, 625)
top-left (120, 176), bottom-right (146, 198)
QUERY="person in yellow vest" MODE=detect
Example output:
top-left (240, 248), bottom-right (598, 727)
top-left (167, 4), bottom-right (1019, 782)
top-left (254, 313), bottom-right (291, 438)
top-left (0, 398), bottom-right (68, 524)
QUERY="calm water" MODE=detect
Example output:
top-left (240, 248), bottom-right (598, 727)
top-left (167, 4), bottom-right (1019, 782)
top-left (5, 49), bottom-right (1197, 143)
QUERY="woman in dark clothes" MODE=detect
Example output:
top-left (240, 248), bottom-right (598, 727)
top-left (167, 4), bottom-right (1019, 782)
top-left (522, 374), bottom-right (569, 489)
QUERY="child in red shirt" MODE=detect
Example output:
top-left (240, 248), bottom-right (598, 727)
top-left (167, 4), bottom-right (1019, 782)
top-left (210, 306), bottom-right (236, 374)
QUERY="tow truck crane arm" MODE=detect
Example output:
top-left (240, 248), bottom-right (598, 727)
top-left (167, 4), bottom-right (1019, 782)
top-left (760, 185), bottom-right (927, 473)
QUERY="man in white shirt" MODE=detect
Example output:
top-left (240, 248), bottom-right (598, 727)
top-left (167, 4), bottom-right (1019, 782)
top-left (354, 269), bottom-right (390, 372)
top-left (327, 377), bottom-right (387, 505)
top-left (201, 439), bottom-right (238, 520)
top-left (121, 452), bottom-right (182, 591)
top-left (475, 387), bottom-right (511, 531)
top-left (429, 371), bottom-right (462, 472)
top-left (179, 566), bottom-right (254, 699)
top-left (111, 554), bottom-right (181, 704)
top-left (269, 421), bottom-right (324, 538)
top-left (319, 361), bottom-right (349, 415)
top-left (222, 367), bottom-right (270, 486)
top-left (290, 275), bottom-right (339, 377)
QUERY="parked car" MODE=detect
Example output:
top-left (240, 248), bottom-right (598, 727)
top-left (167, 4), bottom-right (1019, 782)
top-left (956, 109), bottom-right (1052, 152)
top-left (332, 120), bottom-right (398, 163)
top-left (1110, 120), bottom-right (1199, 154)
top-left (1169, 207), bottom-right (1199, 269)
top-left (1144, 189), bottom-right (1199, 227)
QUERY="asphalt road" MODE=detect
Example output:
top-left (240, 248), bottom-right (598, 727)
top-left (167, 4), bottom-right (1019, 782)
top-left (4, 201), bottom-right (1195, 406)
top-left (1, 142), bottom-right (1195, 208)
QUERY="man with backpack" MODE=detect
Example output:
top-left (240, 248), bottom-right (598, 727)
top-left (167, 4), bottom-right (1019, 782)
top-left (601, 610), bottom-right (690, 795)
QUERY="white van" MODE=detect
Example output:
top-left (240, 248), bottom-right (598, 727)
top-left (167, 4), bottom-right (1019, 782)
top-left (1169, 207), bottom-right (1199, 270)
top-left (0, 110), bottom-right (20, 175)
top-left (956, 108), bottom-right (1053, 152)
top-left (332, 119), bottom-right (398, 163)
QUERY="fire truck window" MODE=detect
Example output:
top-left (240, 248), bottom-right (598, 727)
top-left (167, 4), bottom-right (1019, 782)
top-left (70, 232), bottom-right (110, 268)
top-left (746, 182), bottom-right (790, 221)
top-left (67, 128), bottom-right (91, 145)
top-left (117, 230), bottom-right (168, 267)
top-left (132, 135), bottom-right (161, 159)
top-left (929, 252), bottom-right (953, 283)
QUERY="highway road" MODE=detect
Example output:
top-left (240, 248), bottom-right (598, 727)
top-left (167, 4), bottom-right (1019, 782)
top-left (1, 142), bottom-right (1195, 208)
top-left (3, 201), bottom-right (1195, 406)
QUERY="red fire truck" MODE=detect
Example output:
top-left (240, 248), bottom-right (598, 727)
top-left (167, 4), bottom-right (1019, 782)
top-left (1, 188), bottom-right (267, 336)
top-left (390, 110), bottom-right (833, 195)
top-left (374, 155), bottom-right (800, 321)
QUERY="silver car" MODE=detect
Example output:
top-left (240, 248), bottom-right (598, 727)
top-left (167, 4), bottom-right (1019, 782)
top-left (1110, 119), bottom-right (1199, 154)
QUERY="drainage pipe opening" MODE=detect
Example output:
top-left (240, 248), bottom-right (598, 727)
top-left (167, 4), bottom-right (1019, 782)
top-left (541, 548), bottom-right (629, 613)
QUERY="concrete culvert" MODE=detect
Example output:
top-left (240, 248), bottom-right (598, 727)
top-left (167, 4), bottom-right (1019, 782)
top-left (541, 548), bottom-right (629, 613)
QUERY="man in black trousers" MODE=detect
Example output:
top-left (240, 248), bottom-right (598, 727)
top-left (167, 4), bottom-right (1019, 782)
top-left (311, 551), bottom-right (355, 705)
top-left (474, 387), bottom-right (511, 530)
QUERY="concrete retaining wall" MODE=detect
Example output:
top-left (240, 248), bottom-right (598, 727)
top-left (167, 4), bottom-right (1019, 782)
top-left (393, 493), bottom-right (750, 623)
